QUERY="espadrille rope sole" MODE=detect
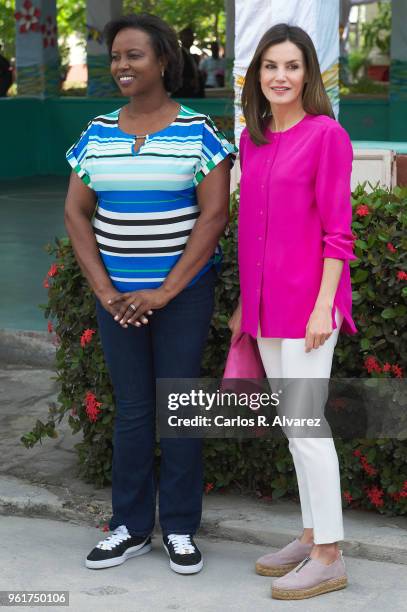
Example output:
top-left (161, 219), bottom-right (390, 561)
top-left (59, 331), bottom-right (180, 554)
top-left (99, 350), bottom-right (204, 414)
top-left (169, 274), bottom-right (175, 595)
top-left (272, 575), bottom-right (348, 600)
top-left (255, 562), bottom-right (299, 577)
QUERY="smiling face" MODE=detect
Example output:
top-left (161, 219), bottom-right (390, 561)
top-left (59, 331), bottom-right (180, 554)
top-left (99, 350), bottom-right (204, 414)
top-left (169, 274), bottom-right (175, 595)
top-left (110, 27), bottom-right (165, 96)
top-left (259, 40), bottom-right (307, 110)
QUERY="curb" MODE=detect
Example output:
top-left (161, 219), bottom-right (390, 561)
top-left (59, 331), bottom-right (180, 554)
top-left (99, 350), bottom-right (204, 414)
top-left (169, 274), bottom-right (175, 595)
top-left (0, 329), bottom-right (56, 368)
top-left (0, 476), bottom-right (406, 566)
top-left (200, 519), bottom-right (407, 566)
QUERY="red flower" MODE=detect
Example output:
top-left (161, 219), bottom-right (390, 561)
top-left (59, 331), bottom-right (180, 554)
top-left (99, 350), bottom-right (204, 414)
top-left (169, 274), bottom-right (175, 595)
top-left (42, 277), bottom-right (49, 289)
top-left (102, 525), bottom-right (109, 532)
top-left (353, 449), bottom-right (362, 457)
top-left (392, 481), bottom-right (407, 500)
top-left (331, 397), bottom-right (347, 412)
top-left (360, 455), bottom-right (377, 477)
top-left (396, 270), bottom-right (407, 281)
top-left (366, 486), bottom-right (384, 507)
top-left (47, 263), bottom-right (58, 277)
top-left (382, 363), bottom-right (391, 372)
top-left (205, 482), bottom-right (214, 494)
top-left (84, 391), bottom-right (102, 423)
top-left (389, 492), bottom-right (401, 502)
top-left (392, 364), bottom-right (403, 378)
top-left (47, 321), bottom-right (53, 333)
top-left (356, 204), bottom-right (369, 217)
top-left (80, 328), bottom-right (96, 348)
top-left (386, 243), bottom-right (397, 253)
top-left (364, 356), bottom-right (382, 374)
top-left (343, 491), bottom-right (353, 503)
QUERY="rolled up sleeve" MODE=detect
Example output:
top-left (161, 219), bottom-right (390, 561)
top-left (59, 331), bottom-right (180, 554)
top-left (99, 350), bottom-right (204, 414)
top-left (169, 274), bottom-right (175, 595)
top-left (316, 125), bottom-right (357, 261)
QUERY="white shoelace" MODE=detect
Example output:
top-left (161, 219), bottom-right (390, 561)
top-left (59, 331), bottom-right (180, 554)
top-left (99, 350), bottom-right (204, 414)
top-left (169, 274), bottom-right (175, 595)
top-left (96, 525), bottom-right (130, 551)
top-left (167, 534), bottom-right (195, 555)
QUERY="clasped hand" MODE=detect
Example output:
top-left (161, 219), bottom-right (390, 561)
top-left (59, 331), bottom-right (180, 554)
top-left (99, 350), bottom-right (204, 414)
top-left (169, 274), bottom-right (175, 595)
top-left (101, 288), bottom-right (171, 328)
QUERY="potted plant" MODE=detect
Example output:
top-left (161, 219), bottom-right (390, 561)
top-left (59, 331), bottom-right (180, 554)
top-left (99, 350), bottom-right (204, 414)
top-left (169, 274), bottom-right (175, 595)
top-left (361, 2), bottom-right (391, 82)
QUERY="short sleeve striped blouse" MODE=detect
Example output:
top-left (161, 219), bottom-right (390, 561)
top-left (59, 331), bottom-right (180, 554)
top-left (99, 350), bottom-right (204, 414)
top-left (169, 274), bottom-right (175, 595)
top-left (66, 104), bottom-right (237, 292)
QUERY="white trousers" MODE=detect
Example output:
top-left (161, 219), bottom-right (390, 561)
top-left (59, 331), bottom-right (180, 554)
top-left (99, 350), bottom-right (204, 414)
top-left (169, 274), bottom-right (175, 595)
top-left (256, 311), bottom-right (344, 544)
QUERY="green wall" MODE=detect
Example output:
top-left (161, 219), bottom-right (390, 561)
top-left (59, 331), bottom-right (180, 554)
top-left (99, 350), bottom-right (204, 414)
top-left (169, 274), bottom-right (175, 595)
top-left (0, 96), bottom-right (404, 180)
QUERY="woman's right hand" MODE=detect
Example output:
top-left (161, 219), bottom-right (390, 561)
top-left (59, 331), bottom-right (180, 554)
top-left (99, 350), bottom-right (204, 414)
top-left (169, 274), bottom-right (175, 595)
top-left (228, 300), bottom-right (242, 340)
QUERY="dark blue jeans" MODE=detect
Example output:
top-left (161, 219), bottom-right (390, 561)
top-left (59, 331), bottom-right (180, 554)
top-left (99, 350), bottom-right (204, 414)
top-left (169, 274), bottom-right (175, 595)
top-left (95, 267), bottom-right (216, 537)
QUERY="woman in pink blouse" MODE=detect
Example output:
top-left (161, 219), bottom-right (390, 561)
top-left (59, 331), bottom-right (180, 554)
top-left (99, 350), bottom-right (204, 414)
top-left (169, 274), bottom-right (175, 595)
top-left (229, 24), bottom-right (356, 600)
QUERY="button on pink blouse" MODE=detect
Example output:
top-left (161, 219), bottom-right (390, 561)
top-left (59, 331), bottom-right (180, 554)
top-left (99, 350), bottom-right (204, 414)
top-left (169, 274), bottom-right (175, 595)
top-left (238, 114), bottom-right (357, 339)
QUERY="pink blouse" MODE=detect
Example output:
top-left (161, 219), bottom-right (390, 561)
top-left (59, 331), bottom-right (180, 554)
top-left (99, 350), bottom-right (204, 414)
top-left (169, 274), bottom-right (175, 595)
top-left (238, 114), bottom-right (357, 339)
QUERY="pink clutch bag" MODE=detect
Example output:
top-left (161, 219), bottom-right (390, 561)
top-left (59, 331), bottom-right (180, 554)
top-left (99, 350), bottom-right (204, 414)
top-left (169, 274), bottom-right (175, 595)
top-left (223, 331), bottom-right (265, 379)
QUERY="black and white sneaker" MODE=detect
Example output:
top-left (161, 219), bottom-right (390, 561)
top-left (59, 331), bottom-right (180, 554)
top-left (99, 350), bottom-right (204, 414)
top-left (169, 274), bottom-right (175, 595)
top-left (163, 534), bottom-right (203, 574)
top-left (86, 525), bottom-right (151, 569)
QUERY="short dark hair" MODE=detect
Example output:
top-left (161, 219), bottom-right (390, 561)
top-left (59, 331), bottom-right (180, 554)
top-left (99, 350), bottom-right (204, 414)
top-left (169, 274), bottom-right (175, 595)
top-left (103, 13), bottom-right (183, 93)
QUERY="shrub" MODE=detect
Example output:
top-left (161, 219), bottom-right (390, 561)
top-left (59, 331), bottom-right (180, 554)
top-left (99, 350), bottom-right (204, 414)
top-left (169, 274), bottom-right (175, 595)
top-left (22, 184), bottom-right (407, 514)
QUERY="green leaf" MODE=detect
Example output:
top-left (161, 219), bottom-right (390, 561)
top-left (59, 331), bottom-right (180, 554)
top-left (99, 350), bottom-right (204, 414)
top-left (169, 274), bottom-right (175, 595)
top-left (360, 338), bottom-right (370, 351)
top-left (381, 308), bottom-right (396, 319)
top-left (353, 269), bottom-right (369, 283)
top-left (355, 239), bottom-right (368, 249)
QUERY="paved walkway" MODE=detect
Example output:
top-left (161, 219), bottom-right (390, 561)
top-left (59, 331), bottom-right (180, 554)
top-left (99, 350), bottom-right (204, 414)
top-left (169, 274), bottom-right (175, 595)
top-left (0, 364), bottom-right (406, 611)
top-left (1, 516), bottom-right (406, 612)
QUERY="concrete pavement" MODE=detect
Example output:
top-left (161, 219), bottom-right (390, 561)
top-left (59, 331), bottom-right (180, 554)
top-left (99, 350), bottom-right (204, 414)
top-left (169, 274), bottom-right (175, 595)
top-left (0, 361), bottom-right (407, 612)
top-left (1, 516), bottom-right (407, 612)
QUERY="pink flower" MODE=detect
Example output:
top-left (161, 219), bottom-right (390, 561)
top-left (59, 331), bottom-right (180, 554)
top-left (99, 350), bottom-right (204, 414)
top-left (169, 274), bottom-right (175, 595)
top-left (396, 270), bottom-right (407, 281)
top-left (102, 525), bottom-right (109, 532)
top-left (43, 277), bottom-right (49, 289)
top-left (386, 243), bottom-right (397, 253)
top-left (47, 321), bottom-right (53, 333)
top-left (382, 363), bottom-right (392, 372)
top-left (353, 449), bottom-right (362, 457)
top-left (84, 391), bottom-right (102, 423)
top-left (80, 328), bottom-right (96, 348)
top-left (343, 491), bottom-right (353, 503)
top-left (204, 483), bottom-right (214, 494)
top-left (356, 204), bottom-right (370, 217)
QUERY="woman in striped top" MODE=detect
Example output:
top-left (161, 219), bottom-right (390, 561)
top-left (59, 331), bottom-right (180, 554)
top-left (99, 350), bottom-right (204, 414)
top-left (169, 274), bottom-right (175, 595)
top-left (64, 13), bottom-right (236, 574)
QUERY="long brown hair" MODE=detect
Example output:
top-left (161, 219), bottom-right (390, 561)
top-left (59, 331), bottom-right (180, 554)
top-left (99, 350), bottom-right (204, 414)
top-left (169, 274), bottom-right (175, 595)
top-left (241, 23), bottom-right (334, 145)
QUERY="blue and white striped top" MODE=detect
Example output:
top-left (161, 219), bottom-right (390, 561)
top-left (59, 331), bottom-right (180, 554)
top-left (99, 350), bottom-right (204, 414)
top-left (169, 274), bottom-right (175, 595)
top-left (66, 104), bottom-right (237, 292)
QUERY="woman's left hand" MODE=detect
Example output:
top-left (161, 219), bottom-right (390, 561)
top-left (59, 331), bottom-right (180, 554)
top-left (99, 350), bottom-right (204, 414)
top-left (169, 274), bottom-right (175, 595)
top-left (304, 304), bottom-right (333, 353)
top-left (108, 288), bottom-right (172, 328)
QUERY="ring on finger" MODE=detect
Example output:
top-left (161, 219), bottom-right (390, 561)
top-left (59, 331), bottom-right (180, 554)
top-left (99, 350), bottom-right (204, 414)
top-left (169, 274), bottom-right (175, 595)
top-left (129, 303), bottom-right (137, 311)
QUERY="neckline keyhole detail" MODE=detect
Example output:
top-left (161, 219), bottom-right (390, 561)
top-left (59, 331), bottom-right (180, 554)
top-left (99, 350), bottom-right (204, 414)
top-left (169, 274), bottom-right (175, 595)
top-left (133, 134), bottom-right (148, 155)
